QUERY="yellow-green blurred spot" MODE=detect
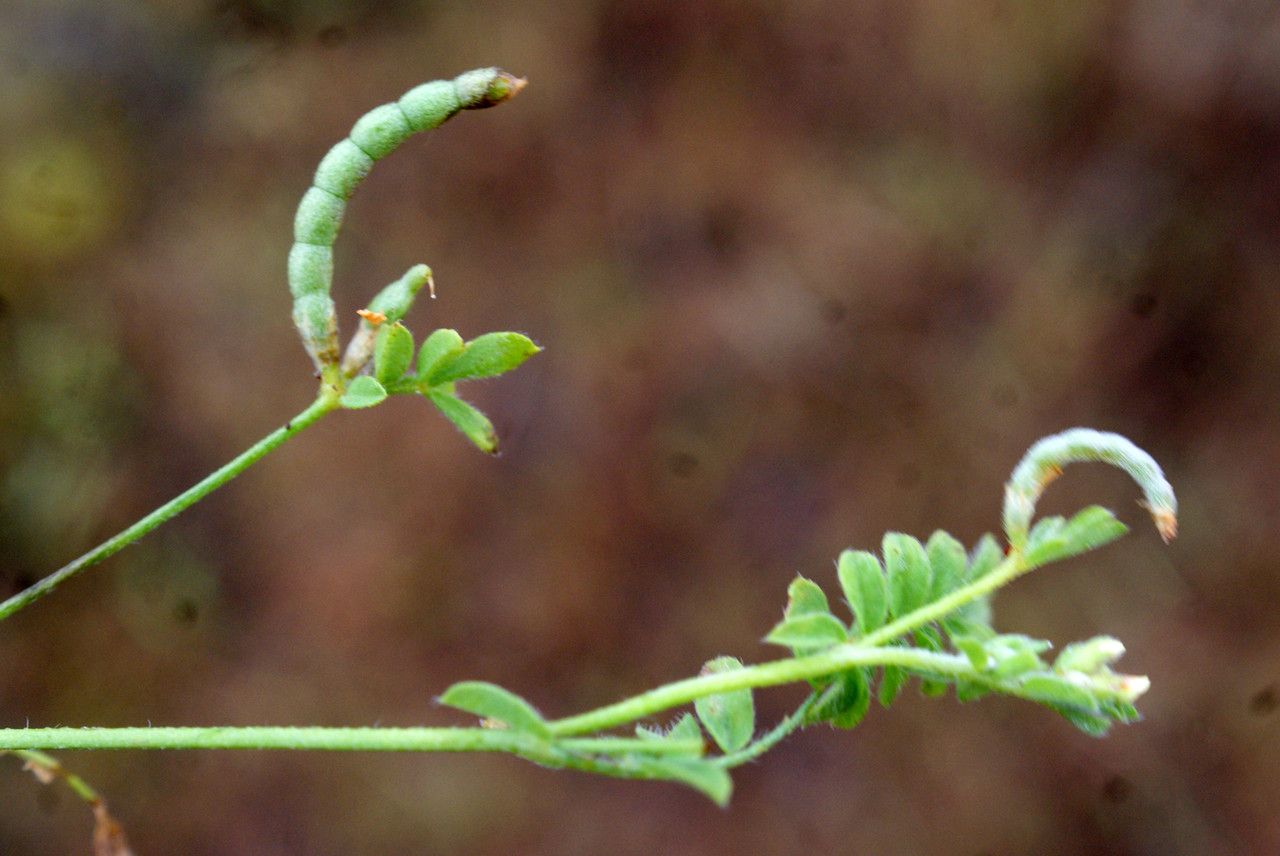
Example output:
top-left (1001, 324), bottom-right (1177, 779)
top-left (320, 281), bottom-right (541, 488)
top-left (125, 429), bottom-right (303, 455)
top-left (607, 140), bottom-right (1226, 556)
top-left (0, 135), bottom-right (121, 265)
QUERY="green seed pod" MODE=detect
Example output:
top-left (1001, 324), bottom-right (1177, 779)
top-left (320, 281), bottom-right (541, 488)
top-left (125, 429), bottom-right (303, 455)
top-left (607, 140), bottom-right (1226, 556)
top-left (313, 140), bottom-right (374, 200)
top-left (1002, 429), bottom-right (1178, 549)
top-left (339, 265), bottom-right (434, 377)
top-left (367, 263), bottom-right (432, 322)
top-left (287, 68), bottom-right (525, 371)
top-left (293, 187), bottom-right (346, 246)
top-left (349, 104), bottom-right (414, 160)
top-left (398, 81), bottom-right (461, 131)
top-left (287, 244), bottom-right (333, 300)
top-left (292, 293), bottom-right (339, 366)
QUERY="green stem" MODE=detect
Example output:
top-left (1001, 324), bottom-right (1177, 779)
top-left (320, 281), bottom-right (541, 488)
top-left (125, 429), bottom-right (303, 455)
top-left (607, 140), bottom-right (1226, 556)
top-left (859, 554), bottom-right (1024, 648)
top-left (712, 691), bottom-right (819, 769)
top-left (0, 392), bottom-right (340, 623)
top-left (0, 728), bottom-right (697, 783)
top-left (0, 726), bottom-right (545, 752)
top-left (545, 559), bottom-right (1026, 738)
top-left (0, 652), bottom-right (969, 752)
top-left (548, 646), bottom-right (971, 737)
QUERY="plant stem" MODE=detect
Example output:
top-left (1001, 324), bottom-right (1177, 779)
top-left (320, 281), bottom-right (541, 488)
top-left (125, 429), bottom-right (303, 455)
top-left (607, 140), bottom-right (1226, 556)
top-left (0, 392), bottom-right (340, 623)
top-left (712, 691), bottom-right (819, 769)
top-left (859, 554), bottom-right (1024, 648)
top-left (0, 726), bottom-right (544, 752)
top-left (547, 646), bottom-right (971, 737)
top-left (0, 728), bottom-right (698, 783)
top-left (545, 558), bottom-right (1027, 738)
top-left (0, 653), bottom-right (950, 753)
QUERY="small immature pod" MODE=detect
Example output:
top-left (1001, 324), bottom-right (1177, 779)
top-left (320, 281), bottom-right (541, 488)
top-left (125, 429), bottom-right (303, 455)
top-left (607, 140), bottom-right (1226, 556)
top-left (368, 263), bottom-right (433, 322)
top-left (340, 264), bottom-right (434, 377)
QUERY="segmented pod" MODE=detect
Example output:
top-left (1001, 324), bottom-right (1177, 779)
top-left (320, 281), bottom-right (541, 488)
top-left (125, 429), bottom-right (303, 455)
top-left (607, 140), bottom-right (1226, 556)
top-left (1002, 428), bottom-right (1178, 548)
top-left (289, 68), bottom-right (527, 372)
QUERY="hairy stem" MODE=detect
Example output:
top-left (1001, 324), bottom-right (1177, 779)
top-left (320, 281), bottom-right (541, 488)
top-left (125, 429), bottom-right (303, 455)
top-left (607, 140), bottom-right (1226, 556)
top-left (712, 692), bottom-right (819, 769)
top-left (0, 392), bottom-right (339, 623)
top-left (547, 646), bottom-right (971, 737)
top-left (0, 728), bottom-right (700, 784)
top-left (0, 650), bottom-right (957, 752)
top-left (859, 554), bottom-right (1023, 648)
top-left (546, 557), bottom-right (1024, 737)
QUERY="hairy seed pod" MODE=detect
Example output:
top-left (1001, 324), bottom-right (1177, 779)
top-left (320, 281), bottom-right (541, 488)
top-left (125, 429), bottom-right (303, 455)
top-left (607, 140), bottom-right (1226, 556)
top-left (1003, 428), bottom-right (1178, 548)
top-left (288, 68), bottom-right (526, 371)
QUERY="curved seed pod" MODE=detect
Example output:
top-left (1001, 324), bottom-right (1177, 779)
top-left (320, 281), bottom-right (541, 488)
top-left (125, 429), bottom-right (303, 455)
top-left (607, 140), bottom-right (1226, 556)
top-left (289, 68), bottom-right (527, 371)
top-left (1003, 428), bottom-right (1178, 549)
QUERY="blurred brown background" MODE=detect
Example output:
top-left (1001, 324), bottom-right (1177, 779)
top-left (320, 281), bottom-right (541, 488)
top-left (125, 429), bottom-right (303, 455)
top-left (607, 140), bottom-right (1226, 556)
top-left (1, 1), bottom-right (1278, 853)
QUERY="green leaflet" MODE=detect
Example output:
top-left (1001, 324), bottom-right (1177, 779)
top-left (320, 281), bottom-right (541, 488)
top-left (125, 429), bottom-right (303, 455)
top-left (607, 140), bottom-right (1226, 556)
top-left (339, 376), bottom-right (387, 409)
top-left (783, 576), bottom-right (831, 618)
top-left (1024, 506), bottom-right (1128, 568)
top-left (954, 637), bottom-right (989, 670)
top-left (765, 613), bottom-right (848, 650)
top-left (693, 657), bottom-right (755, 753)
top-left (640, 712), bottom-right (704, 745)
top-left (837, 550), bottom-right (887, 635)
top-left (427, 390), bottom-right (498, 454)
top-left (925, 530), bottom-right (966, 601)
top-left (882, 533), bottom-right (932, 619)
top-left (367, 264), bottom-right (432, 324)
top-left (807, 668), bottom-right (872, 729)
top-left (374, 322), bottom-right (414, 384)
top-left (629, 756), bottom-right (733, 806)
top-left (438, 681), bottom-right (550, 738)
top-left (768, 576), bottom-right (846, 652)
top-left (427, 332), bottom-right (541, 385)
top-left (878, 665), bottom-right (908, 708)
top-left (417, 329), bottom-right (466, 383)
top-left (967, 534), bottom-right (1004, 580)
top-left (984, 634), bottom-right (1052, 679)
top-left (1053, 707), bottom-right (1114, 738)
